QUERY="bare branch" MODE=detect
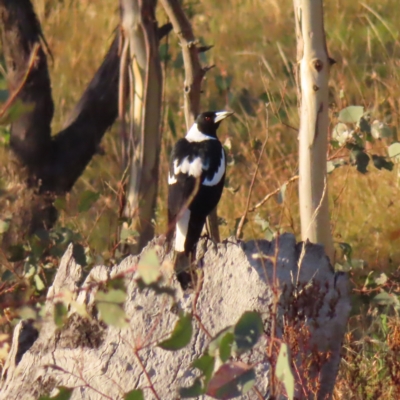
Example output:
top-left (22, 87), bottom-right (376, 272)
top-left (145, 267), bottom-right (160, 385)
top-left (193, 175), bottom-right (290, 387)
top-left (160, 0), bottom-right (205, 129)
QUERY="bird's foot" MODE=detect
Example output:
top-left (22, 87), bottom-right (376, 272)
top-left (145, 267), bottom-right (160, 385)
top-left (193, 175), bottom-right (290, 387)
top-left (199, 233), bottom-right (218, 253)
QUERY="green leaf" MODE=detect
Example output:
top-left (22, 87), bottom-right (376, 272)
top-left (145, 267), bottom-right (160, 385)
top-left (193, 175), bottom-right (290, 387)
top-left (95, 289), bottom-right (126, 304)
top-left (54, 197), bottom-right (67, 211)
top-left (339, 242), bottom-right (352, 260)
top-left (374, 273), bottom-right (388, 286)
top-left (372, 155), bottom-right (394, 171)
top-left (206, 362), bottom-right (255, 399)
top-left (137, 249), bottom-right (161, 285)
top-left (338, 106), bottom-right (364, 124)
top-left (34, 274), bottom-right (46, 291)
top-left (275, 343), bottom-right (294, 400)
top-left (0, 219), bottom-right (10, 234)
top-left (233, 311), bottom-right (263, 354)
top-left (0, 89), bottom-right (9, 103)
top-left (388, 142), bottom-right (400, 162)
top-left (372, 291), bottom-right (400, 309)
top-left (219, 331), bottom-right (234, 362)
top-left (78, 190), bottom-right (100, 213)
top-left (215, 74), bottom-right (232, 93)
top-left (39, 387), bottom-right (73, 400)
top-left (208, 327), bottom-right (234, 357)
top-left (120, 227), bottom-right (139, 242)
top-left (159, 43), bottom-right (171, 63)
top-left (1, 269), bottom-right (14, 282)
top-left (179, 378), bottom-right (205, 398)
top-left (371, 120), bottom-right (392, 139)
top-left (192, 354), bottom-right (215, 386)
top-left (54, 303), bottom-right (68, 328)
top-left (124, 389), bottom-right (144, 400)
top-left (96, 302), bottom-right (128, 328)
top-left (168, 108), bottom-right (177, 138)
top-left (95, 289), bottom-right (128, 328)
top-left (158, 313), bottom-right (192, 350)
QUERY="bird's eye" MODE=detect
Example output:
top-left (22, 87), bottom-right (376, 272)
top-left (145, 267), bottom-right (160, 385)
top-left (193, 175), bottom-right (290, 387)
top-left (205, 116), bottom-right (211, 121)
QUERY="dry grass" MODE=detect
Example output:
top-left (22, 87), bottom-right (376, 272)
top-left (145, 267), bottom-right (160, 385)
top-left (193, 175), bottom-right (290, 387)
top-left (1, 0), bottom-right (400, 396)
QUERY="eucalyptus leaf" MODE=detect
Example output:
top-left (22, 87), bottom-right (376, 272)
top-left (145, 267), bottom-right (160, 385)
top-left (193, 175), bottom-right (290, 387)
top-left (124, 389), bottom-right (144, 400)
top-left (275, 343), bottom-right (294, 400)
top-left (158, 313), bottom-right (192, 350)
top-left (388, 142), bottom-right (400, 162)
top-left (78, 190), bottom-right (100, 213)
top-left (206, 362), bottom-right (255, 399)
top-left (39, 387), bottom-right (73, 400)
top-left (338, 106), bottom-right (364, 124)
top-left (233, 311), bottom-right (263, 355)
top-left (371, 120), bottom-right (392, 139)
top-left (137, 249), bottom-right (161, 285)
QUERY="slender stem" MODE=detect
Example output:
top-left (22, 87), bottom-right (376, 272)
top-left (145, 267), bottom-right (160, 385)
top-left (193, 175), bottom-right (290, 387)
top-left (0, 43), bottom-right (39, 120)
top-left (236, 107), bottom-right (269, 239)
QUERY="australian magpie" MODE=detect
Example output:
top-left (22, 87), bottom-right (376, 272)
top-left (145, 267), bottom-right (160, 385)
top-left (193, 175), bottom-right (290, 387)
top-left (167, 110), bottom-right (233, 271)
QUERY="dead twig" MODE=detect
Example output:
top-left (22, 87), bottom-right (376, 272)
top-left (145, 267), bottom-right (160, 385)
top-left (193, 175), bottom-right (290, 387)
top-left (250, 175), bottom-right (299, 212)
top-left (0, 43), bottom-right (40, 120)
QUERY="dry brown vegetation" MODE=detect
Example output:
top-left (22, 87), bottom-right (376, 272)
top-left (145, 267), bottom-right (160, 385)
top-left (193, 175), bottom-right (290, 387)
top-left (1, 0), bottom-right (400, 397)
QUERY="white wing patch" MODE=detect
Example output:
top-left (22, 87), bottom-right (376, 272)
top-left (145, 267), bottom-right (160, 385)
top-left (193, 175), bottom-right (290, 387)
top-left (175, 208), bottom-right (191, 252)
top-left (186, 123), bottom-right (217, 142)
top-left (168, 173), bottom-right (177, 184)
top-left (203, 149), bottom-right (225, 186)
top-left (174, 157), bottom-right (203, 176)
top-left (168, 156), bottom-right (204, 185)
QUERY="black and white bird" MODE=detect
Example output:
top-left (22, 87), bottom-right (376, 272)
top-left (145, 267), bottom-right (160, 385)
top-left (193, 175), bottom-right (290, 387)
top-left (167, 110), bottom-right (233, 266)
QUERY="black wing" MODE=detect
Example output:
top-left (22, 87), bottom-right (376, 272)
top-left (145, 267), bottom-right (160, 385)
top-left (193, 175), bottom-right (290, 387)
top-left (167, 139), bottom-right (198, 227)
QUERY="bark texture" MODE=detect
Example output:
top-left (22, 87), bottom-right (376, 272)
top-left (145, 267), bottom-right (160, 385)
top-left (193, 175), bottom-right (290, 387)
top-left (120, 0), bottom-right (164, 253)
top-left (0, 234), bottom-right (350, 399)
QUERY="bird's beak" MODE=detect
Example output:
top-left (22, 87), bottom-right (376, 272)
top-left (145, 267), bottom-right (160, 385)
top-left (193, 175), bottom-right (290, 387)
top-left (215, 111), bottom-right (234, 123)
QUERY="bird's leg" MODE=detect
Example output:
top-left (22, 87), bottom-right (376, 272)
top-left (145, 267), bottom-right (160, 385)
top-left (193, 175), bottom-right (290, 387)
top-left (199, 223), bottom-right (218, 252)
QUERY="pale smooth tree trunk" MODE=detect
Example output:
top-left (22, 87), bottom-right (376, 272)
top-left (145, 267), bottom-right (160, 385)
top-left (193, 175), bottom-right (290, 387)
top-left (120, 0), bottom-right (163, 253)
top-left (293, 0), bottom-right (334, 262)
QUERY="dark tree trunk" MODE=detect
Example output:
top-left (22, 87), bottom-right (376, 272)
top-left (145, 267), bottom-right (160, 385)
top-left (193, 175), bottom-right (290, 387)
top-left (0, 0), bottom-right (121, 247)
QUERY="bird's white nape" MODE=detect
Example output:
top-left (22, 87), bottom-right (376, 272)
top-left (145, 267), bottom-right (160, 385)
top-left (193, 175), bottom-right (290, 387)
top-left (203, 149), bottom-right (225, 186)
top-left (175, 208), bottom-right (191, 252)
top-left (185, 123), bottom-right (217, 142)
